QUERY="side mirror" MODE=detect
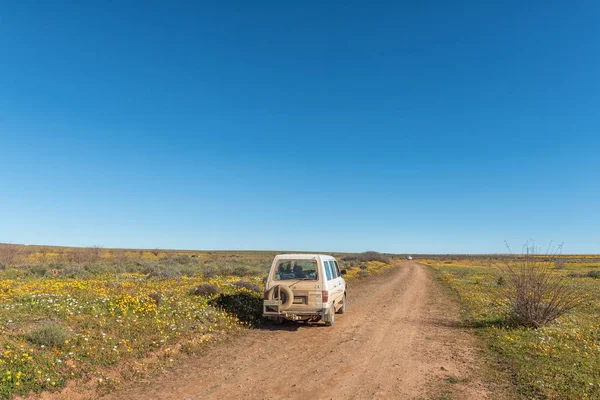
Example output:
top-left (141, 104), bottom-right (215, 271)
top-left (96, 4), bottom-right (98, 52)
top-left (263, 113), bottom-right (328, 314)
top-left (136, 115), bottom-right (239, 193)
top-left (341, 269), bottom-right (347, 275)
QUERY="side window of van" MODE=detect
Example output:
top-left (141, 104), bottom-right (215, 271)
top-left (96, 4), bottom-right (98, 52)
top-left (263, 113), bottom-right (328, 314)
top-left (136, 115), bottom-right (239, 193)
top-left (327, 261), bottom-right (337, 280)
top-left (324, 260), bottom-right (332, 280)
top-left (334, 261), bottom-right (341, 277)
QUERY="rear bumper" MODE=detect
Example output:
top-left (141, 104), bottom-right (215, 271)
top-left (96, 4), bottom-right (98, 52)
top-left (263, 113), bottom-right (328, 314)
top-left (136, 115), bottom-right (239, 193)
top-left (263, 302), bottom-right (328, 320)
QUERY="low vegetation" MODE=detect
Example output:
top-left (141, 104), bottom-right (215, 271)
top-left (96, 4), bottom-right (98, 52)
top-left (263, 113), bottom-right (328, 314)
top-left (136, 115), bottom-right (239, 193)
top-left (0, 244), bottom-right (394, 399)
top-left (0, 272), bottom-right (259, 398)
top-left (25, 322), bottom-right (71, 349)
top-left (341, 250), bottom-right (391, 264)
top-left (424, 256), bottom-right (600, 399)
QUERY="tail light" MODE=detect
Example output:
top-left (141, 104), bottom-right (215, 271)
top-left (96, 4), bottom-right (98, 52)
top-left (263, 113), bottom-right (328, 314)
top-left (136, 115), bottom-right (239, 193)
top-left (322, 290), bottom-right (329, 303)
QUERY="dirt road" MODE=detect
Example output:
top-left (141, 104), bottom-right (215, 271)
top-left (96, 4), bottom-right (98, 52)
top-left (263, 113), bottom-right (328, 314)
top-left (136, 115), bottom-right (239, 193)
top-left (104, 262), bottom-right (495, 399)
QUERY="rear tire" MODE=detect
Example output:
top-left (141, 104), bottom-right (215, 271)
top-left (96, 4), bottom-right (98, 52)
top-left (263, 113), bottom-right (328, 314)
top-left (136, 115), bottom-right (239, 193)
top-left (337, 294), bottom-right (346, 314)
top-left (325, 307), bottom-right (335, 326)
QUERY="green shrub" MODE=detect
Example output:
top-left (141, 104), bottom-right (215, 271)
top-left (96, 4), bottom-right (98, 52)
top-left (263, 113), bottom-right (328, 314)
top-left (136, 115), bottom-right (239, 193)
top-left (234, 280), bottom-right (262, 293)
top-left (586, 270), bottom-right (600, 279)
top-left (231, 266), bottom-right (252, 277)
top-left (26, 322), bottom-right (70, 348)
top-left (28, 265), bottom-right (49, 277)
top-left (84, 262), bottom-right (124, 275)
top-left (191, 283), bottom-right (219, 296)
top-left (173, 255), bottom-right (192, 265)
top-left (61, 265), bottom-right (91, 279)
top-left (210, 292), bottom-right (263, 324)
top-left (144, 264), bottom-right (182, 280)
top-left (568, 270), bottom-right (600, 279)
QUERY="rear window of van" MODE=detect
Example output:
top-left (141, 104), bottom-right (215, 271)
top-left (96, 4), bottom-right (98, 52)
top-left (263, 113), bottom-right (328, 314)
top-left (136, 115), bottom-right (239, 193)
top-left (275, 260), bottom-right (318, 280)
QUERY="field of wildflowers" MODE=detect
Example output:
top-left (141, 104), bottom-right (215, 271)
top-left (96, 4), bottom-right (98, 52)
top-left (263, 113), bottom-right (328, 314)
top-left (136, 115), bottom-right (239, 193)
top-left (0, 245), bottom-right (393, 399)
top-left (423, 257), bottom-right (600, 399)
top-left (0, 273), bottom-right (263, 398)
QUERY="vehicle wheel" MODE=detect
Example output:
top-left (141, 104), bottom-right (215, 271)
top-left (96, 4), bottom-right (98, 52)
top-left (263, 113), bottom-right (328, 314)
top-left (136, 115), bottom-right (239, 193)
top-left (273, 317), bottom-right (284, 325)
top-left (336, 294), bottom-right (346, 314)
top-left (325, 307), bottom-right (335, 326)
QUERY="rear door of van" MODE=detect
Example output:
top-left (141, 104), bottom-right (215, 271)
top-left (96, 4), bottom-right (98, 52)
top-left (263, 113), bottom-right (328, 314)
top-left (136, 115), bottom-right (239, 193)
top-left (274, 258), bottom-right (322, 312)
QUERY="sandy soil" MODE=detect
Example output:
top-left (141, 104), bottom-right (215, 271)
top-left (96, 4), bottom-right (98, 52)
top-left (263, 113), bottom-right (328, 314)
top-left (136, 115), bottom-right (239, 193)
top-left (101, 262), bottom-right (497, 400)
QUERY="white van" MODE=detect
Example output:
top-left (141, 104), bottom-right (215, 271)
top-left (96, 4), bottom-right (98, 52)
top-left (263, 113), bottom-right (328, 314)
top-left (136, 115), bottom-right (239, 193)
top-left (263, 254), bottom-right (347, 326)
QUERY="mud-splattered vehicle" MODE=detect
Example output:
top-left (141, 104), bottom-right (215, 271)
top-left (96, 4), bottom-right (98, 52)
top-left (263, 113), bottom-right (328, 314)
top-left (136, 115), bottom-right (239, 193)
top-left (263, 254), bottom-right (347, 326)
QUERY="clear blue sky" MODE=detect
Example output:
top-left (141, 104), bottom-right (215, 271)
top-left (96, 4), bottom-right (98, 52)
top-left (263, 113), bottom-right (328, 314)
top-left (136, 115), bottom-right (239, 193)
top-left (1, 1), bottom-right (599, 253)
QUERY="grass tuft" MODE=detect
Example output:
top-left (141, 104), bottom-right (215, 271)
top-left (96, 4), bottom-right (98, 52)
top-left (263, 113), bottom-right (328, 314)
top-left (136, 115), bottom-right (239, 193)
top-left (26, 322), bottom-right (70, 348)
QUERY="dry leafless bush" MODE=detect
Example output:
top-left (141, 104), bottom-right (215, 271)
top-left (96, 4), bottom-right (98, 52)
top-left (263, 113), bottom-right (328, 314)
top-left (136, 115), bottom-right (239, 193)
top-left (497, 244), bottom-right (583, 328)
top-left (59, 250), bottom-right (76, 264)
top-left (554, 259), bottom-right (566, 269)
top-left (88, 245), bottom-right (103, 263)
top-left (38, 246), bottom-right (51, 265)
top-left (0, 243), bottom-right (20, 267)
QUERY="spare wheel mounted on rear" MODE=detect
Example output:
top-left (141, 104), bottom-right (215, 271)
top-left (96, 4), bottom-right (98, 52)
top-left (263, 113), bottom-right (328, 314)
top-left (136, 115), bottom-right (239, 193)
top-left (268, 285), bottom-right (294, 310)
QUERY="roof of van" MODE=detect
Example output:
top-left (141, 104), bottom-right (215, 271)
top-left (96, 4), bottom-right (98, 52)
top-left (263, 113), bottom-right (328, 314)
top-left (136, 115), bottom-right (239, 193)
top-left (275, 253), bottom-right (335, 260)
